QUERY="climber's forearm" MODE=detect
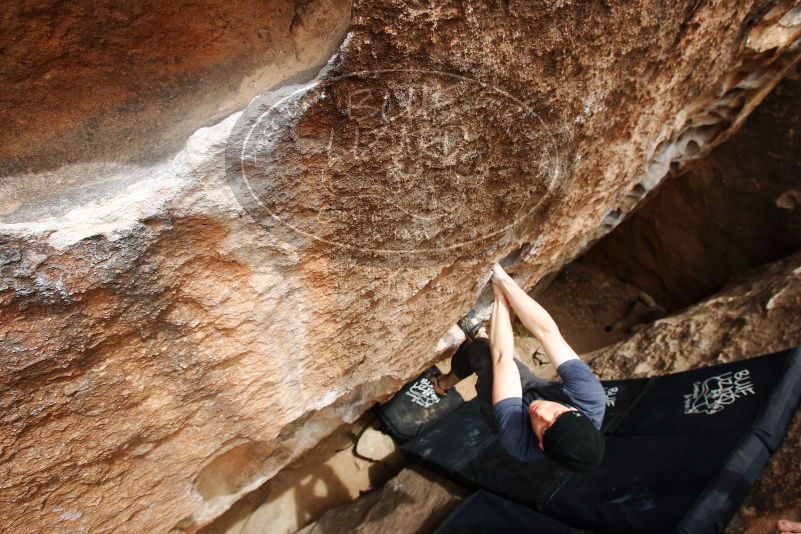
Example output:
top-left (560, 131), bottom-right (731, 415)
top-left (494, 276), bottom-right (560, 340)
top-left (494, 275), bottom-right (579, 370)
top-left (489, 286), bottom-right (515, 366)
top-left (535, 330), bottom-right (580, 370)
top-left (490, 284), bottom-right (522, 403)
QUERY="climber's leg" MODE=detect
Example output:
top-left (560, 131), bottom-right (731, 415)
top-left (445, 325), bottom-right (537, 433)
top-left (432, 326), bottom-right (489, 395)
top-left (468, 336), bottom-right (501, 432)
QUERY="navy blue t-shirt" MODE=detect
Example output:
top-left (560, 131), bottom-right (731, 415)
top-left (492, 359), bottom-right (606, 462)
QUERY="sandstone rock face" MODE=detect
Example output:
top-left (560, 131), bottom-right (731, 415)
top-left (1, 1), bottom-right (801, 533)
top-left (0, 0), bottom-right (352, 176)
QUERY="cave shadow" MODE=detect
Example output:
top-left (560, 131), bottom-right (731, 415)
top-left (196, 462), bottom-right (353, 534)
top-left (291, 463), bottom-right (353, 530)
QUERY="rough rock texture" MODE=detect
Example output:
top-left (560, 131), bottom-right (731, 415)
top-left (2, 1), bottom-right (801, 533)
top-left (355, 428), bottom-right (399, 462)
top-left (583, 70), bottom-right (801, 312)
top-left (0, 0), bottom-right (352, 177)
top-left (296, 466), bottom-right (466, 534)
top-left (589, 251), bottom-right (801, 531)
top-left (589, 251), bottom-right (801, 378)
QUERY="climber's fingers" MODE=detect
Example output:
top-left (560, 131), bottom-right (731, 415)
top-left (777, 519), bottom-right (801, 534)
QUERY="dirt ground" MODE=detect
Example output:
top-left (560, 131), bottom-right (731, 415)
top-left (726, 410), bottom-right (801, 534)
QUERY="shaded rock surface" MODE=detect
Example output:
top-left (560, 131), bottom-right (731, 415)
top-left (584, 70), bottom-right (801, 312)
top-left (1, 1), bottom-right (801, 533)
top-left (533, 261), bottom-right (655, 354)
top-left (197, 417), bottom-right (404, 534)
top-left (296, 466), bottom-right (466, 534)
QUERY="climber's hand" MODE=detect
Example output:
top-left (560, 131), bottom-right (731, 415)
top-left (778, 519), bottom-right (801, 534)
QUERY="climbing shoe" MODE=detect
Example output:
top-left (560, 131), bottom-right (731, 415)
top-left (458, 309), bottom-right (484, 340)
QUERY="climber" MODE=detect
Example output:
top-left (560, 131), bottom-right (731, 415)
top-left (431, 263), bottom-right (606, 472)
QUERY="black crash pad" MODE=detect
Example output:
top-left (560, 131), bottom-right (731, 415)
top-left (435, 491), bottom-right (594, 534)
top-left (457, 438), bottom-right (572, 510)
top-left (375, 367), bottom-right (464, 442)
top-left (400, 399), bottom-right (497, 472)
top-left (543, 432), bottom-right (769, 534)
top-left (598, 378), bottom-right (649, 434)
top-left (401, 399), bottom-right (573, 510)
top-left (612, 349), bottom-right (801, 450)
top-left (404, 348), bottom-right (801, 534)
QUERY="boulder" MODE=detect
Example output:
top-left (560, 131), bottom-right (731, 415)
top-left (1, 1), bottom-right (800, 532)
top-left (355, 427), bottom-right (399, 462)
top-left (589, 251), bottom-right (801, 378)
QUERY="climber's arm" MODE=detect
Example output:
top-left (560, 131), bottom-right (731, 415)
top-left (490, 283), bottom-right (522, 403)
top-left (492, 264), bottom-right (580, 370)
top-left (536, 332), bottom-right (581, 371)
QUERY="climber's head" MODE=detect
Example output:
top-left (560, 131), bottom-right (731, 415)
top-left (528, 400), bottom-right (605, 472)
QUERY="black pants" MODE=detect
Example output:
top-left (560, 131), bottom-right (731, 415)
top-left (450, 338), bottom-right (545, 432)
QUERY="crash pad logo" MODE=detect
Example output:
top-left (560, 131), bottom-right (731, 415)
top-left (683, 369), bottom-right (755, 415)
top-left (405, 377), bottom-right (441, 408)
top-left (225, 67), bottom-right (562, 260)
top-left (604, 386), bottom-right (619, 408)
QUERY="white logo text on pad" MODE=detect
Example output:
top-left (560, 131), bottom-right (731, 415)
top-left (406, 378), bottom-right (442, 408)
top-left (684, 369), bottom-right (755, 415)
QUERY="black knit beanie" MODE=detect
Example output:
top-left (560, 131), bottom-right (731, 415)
top-left (542, 410), bottom-right (605, 472)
